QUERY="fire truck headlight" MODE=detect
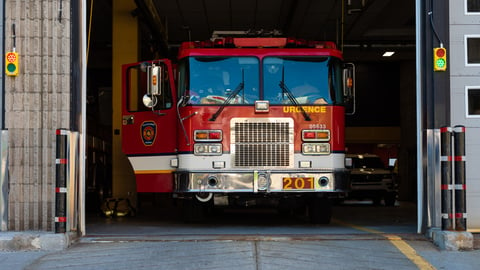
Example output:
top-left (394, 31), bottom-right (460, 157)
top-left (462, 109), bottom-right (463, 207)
top-left (194, 143), bottom-right (223, 156)
top-left (302, 143), bottom-right (330, 155)
top-left (318, 176), bottom-right (329, 187)
top-left (257, 173), bottom-right (269, 191)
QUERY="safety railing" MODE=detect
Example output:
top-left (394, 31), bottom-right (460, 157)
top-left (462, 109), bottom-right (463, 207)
top-left (55, 129), bottom-right (80, 233)
top-left (440, 125), bottom-right (467, 231)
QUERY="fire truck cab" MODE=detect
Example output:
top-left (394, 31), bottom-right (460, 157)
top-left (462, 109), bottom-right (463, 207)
top-left (122, 34), bottom-right (355, 223)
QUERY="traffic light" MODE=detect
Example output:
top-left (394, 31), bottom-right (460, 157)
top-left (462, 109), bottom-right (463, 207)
top-left (5, 52), bottom-right (19, 76)
top-left (433, 47), bottom-right (447, 72)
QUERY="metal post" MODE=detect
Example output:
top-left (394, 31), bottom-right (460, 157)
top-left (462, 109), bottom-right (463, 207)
top-left (453, 125), bottom-right (467, 231)
top-left (440, 126), bottom-right (453, 230)
top-left (55, 129), bottom-right (68, 233)
top-left (0, 131), bottom-right (8, 231)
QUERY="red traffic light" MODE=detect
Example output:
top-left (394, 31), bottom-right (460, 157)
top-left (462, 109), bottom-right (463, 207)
top-left (433, 47), bottom-right (447, 72)
top-left (435, 48), bottom-right (446, 57)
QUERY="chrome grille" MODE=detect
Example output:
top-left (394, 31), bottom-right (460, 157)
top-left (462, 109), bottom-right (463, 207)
top-left (231, 118), bottom-right (293, 167)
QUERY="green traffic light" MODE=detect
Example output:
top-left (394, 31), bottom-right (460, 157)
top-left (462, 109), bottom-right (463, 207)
top-left (436, 59), bottom-right (446, 68)
top-left (7, 63), bottom-right (16, 72)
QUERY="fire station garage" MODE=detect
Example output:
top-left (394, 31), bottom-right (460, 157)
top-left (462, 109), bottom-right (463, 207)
top-left (76, 0), bottom-right (479, 235)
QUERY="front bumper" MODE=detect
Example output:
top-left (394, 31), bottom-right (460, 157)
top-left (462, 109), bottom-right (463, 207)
top-left (174, 169), bottom-right (349, 193)
top-left (350, 179), bottom-right (397, 193)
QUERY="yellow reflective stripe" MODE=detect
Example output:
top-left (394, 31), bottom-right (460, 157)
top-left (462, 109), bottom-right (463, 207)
top-left (385, 235), bottom-right (436, 270)
top-left (332, 219), bottom-right (436, 270)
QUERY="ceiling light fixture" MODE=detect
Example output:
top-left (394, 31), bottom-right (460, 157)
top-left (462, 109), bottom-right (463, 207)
top-left (382, 51), bottom-right (395, 57)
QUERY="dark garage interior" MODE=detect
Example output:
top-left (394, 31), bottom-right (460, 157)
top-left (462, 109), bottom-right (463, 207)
top-left (84, 0), bottom-right (417, 232)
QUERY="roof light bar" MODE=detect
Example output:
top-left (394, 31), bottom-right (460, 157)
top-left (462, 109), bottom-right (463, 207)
top-left (191, 38), bottom-right (337, 49)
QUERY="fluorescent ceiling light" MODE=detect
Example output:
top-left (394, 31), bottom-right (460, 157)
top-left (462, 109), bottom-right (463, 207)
top-left (383, 51), bottom-right (395, 57)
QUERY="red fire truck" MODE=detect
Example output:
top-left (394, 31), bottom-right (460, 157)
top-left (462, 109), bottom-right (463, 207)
top-left (122, 34), bottom-right (354, 223)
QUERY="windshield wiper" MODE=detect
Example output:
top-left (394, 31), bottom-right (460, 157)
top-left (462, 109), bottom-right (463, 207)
top-left (278, 67), bottom-right (311, 121)
top-left (209, 70), bottom-right (245, 121)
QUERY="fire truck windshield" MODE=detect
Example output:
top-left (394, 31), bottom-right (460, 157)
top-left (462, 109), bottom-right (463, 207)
top-left (179, 56), bottom-right (343, 105)
top-left (263, 57), bottom-right (341, 105)
top-left (182, 56), bottom-right (259, 105)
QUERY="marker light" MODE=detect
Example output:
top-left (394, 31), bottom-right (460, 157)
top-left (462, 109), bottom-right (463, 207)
top-left (299, 161), bottom-right (312, 168)
top-left (194, 130), bottom-right (222, 142)
top-left (224, 37), bottom-right (235, 48)
top-left (302, 130), bottom-right (330, 141)
top-left (286, 37), bottom-right (297, 47)
top-left (255, 100), bottom-right (270, 113)
top-left (212, 161), bottom-right (226, 169)
top-left (214, 39), bottom-right (224, 47)
top-left (170, 158), bottom-right (179, 168)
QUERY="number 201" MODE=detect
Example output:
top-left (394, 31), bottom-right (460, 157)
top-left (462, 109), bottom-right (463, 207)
top-left (284, 178), bottom-right (313, 189)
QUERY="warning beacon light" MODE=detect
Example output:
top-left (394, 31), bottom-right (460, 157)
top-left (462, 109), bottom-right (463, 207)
top-left (433, 47), bottom-right (447, 72)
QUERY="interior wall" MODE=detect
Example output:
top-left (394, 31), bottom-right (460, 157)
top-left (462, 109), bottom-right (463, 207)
top-left (345, 59), bottom-right (417, 202)
top-left (398, 60), bottom-right (417, 202)
top-left (111, 1), bottom-right (138, 207)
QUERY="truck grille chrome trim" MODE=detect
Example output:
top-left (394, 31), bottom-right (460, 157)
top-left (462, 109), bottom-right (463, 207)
top-left (231, 118), bottom-right (294, 168)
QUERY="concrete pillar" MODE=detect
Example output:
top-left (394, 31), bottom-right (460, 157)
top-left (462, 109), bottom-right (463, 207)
top-left (4, 0), bottom-right (71, 231)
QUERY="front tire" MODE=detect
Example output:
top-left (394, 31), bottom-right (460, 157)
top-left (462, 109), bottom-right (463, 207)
top-left (308, 197), bottom-right (332, 224)
top-left (384, 192), bottom-right (397, 207)
top-left (181, 197), bottom-right (212, 223)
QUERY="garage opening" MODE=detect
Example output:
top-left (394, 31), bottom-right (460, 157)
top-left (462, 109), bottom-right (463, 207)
top-left (84, 0), bottom-right (417, 235)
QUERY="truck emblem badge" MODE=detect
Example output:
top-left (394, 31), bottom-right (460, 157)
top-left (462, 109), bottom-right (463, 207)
top-left (141, 121), bottom-right (156, 146)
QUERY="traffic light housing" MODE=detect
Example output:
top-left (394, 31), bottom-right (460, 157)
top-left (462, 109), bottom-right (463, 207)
top-left (5, 52), bottom-right (19, 76)
top-left (433, 47), bottom-right (447, 72)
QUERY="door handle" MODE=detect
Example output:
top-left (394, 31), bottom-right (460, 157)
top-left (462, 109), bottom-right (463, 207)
top-left (122, 115), bottom-right (134, 125)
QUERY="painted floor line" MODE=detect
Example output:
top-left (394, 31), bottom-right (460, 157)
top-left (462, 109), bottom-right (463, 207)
top-left (332, 218), bottom-right (436, 270)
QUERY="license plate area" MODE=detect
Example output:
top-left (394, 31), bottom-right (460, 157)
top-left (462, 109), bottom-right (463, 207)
top-left (282, 177), bottom-right (314, 190)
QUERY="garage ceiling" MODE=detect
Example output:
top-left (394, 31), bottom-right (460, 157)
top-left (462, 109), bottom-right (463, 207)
top-left (136, 0), bottom-right (415, 61)
top-left (89, 1), bottom-right (415, 62)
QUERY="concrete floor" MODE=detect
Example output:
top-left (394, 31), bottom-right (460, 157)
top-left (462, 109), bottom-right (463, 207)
top-left (84, 198), bottom-right (418, 237)
top-left (3, 200), bottom-right (480, 270)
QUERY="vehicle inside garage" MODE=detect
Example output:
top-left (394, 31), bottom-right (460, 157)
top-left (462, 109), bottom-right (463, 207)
top-left (84, 0), bottom-right (417, 232)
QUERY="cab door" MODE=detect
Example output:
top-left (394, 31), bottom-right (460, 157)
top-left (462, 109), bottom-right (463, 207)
top-left (121, 60), bottom-right (177, 192)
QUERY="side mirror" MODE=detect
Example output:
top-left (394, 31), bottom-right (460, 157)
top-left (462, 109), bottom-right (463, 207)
top-left (143, 63), bottom-right (165, 109)
top-left (147, 64), bottom-right (163, 96)
top-left (343, 63), bottom-right (355, 115)
top-left (142, 94), bottom-right (157, 108)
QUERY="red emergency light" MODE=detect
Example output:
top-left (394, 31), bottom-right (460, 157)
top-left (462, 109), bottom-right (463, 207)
top-left (302, 130), bottom-right (330, 141)
top-left (190, 37), bottom-right (337, 49)
top-left (194, 130), bottom-right (223, 142)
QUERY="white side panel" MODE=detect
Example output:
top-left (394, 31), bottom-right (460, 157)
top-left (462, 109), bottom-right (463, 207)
top-left (128, 155), bottom-right (176, 172)
top-left (177, 153), bottom-right (345, 170)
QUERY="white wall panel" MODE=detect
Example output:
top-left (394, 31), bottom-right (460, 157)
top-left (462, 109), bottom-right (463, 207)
top-left (450, 1), bottom-right (480, 231)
